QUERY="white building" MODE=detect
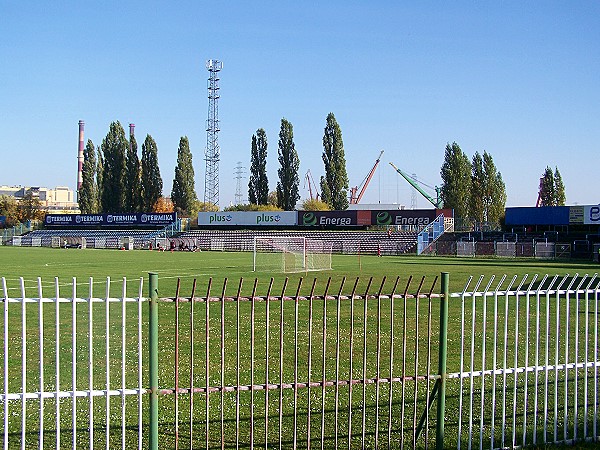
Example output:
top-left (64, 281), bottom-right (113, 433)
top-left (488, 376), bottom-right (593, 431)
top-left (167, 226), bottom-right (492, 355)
top-left (0, 185), bottom-right (80, 213)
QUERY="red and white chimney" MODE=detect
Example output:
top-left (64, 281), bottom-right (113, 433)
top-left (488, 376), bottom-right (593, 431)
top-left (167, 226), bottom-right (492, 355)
top-left (77, 120), bottom-right (85, 198)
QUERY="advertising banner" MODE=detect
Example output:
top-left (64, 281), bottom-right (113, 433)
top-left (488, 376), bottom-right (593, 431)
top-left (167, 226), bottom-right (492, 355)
top-left (371, 209), bottom-right (437, 227)
top-left (569, 206), bottom-right (584, 224)
top-left (44, 213), bottom-right (177, 227)
top-left (584, 205), bottom-right (600, 225)
top-left (505, 207), bottom-right (570, 226)
top-left (297, 210), bottom-right (360, 227)
top-left (197, 211), bottom-right (297, 226)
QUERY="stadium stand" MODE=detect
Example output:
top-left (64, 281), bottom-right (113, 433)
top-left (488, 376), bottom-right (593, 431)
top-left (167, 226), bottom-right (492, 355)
top-left (176, 229), bottom-right (418, 255)
top-left (21, 229), bottom-right (158, 249)
top-left (431, 228), bottom-right (599, 259)
top-left (12, 228), bottom-right (419, 255)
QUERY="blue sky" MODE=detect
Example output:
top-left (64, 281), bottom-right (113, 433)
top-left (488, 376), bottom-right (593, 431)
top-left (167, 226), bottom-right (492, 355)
top-left (1, 1), bottom-right (598, 208)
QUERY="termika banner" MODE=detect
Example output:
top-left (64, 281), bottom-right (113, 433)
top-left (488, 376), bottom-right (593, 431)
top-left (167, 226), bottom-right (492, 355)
top-left (44, 213), bottom-right (177, 227)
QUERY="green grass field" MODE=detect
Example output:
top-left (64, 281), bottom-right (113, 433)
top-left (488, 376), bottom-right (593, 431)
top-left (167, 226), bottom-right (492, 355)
top-left (1, 246), bottom-right (598, 298)
top-left (1, 246), bottom-right (599, 448)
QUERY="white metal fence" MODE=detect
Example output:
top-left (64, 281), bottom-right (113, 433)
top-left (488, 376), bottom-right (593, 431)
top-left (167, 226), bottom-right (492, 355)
top-left (449, 273), bottom-right (600, 449)
top-left (1, 273), bottom-right (599, 449)
top-left (1, 277), bottom-right (146, 449)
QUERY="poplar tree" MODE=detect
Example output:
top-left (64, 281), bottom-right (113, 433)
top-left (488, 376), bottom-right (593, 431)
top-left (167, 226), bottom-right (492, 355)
top-left (321, 113), bottom-right (349, 210)
top-left (554, 167), bottom-right (566, 206)
top-left (78, 139), bottom-right (98, 214)
top-left (125, 131), bottom-right (141, 212)
top-left (539, 166), bottom-right (566, 206)
top-left (539, 166), bottom-right (555, 207)
top-left (482, 151), bottom-right (506, 225)
top-left (440, 142), bottom-right (471, 218)
top-left (171, 136), bottom-right (197, 215)
top-left (276, 118), bottom-right (300, 211)
top-left (248, 129), bottom-right (269, 205)
top-left (100, 121), bottom-right (128, 213)
top-left (469, 151), bottom-right (506, 226)
top-left (469, 152), bottom-right (485, 224)
top-left (141, 134), bottom-right (163, 212)
top-left (96, 146), bottom-right (104, 208)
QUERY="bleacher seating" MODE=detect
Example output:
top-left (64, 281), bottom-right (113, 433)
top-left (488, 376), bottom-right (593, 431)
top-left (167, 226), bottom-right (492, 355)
top-left (16, 228), bottom-right (419, 255)
top-left (176, 229), bottom-right (418, 256)
top-left (23, 229), bottom-right (157, 249)
top-left (433, 229), bottom-right (598, 259)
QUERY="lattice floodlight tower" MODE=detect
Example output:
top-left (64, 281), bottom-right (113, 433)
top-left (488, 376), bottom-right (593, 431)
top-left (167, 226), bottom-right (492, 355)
top-left (204, 59), bottom-right (222, 207)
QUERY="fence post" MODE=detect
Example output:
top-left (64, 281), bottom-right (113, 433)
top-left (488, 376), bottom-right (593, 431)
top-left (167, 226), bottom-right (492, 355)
top-left (436, 272), bottom-right (449, 450)
top-left (149, 272), bottom-right (159, 450)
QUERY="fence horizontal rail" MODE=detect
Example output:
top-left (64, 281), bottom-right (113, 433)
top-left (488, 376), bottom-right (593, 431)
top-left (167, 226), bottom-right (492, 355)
top-left (1, 388), bottom-right (146, 402)
top-left (157, 373), bottom-right (443, 395)
top-left (448, 361), bottom-right (600, 380)
top-left (2, 297), bottom-right (145, 303)
top-left (158, 292), bottom-right (442, 302)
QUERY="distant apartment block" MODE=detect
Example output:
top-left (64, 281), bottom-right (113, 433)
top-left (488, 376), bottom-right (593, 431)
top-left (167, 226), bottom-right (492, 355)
top-left (0, 185), bottom-right (80, 213)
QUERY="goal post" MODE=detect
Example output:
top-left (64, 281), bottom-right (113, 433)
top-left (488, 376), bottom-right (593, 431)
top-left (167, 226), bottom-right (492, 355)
top-left (253, 236), bottom-right (332, 273)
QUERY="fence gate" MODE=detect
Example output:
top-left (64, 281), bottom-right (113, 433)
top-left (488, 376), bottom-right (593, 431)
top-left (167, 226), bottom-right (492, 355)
top-left (457, 242), bottom-right (476, 257)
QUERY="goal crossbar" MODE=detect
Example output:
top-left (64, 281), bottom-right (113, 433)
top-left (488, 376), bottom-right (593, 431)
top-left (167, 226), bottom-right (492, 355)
top-left (253, 236), bottom-right (332, 273)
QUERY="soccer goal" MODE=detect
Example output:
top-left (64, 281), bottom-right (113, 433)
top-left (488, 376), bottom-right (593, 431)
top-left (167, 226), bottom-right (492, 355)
top-left (253, 236), bottom-right (333, 273)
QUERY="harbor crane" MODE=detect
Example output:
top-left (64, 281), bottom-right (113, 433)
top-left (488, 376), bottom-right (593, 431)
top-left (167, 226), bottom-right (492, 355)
top-left (304, 169), bottom-right (320, 201)
top-left (389, 162), bottom-right (444, 209)
top-left (349, 150), bottom-right (384, 204)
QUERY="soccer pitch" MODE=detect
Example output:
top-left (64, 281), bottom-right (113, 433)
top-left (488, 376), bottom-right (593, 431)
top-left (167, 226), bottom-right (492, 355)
top-left (1, 246), bottom-right (600, 448)
top-left (1, 246), bottom-right (598, 298)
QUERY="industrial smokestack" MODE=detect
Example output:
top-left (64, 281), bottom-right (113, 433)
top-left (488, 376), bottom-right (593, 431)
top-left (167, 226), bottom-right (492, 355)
top-left (77, 120), bottom-right (85, 199)
top-left (129, 123), bottom-right (135, 138)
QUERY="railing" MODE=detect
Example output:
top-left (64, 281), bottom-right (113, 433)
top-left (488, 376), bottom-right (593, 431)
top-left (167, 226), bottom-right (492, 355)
top-left (1, 273), bottom-right (599, 449)
top-left (1, 277), bottom-right (146, 449)
top-left (1, 221), bottom-right (37, 245)
top-left (145, 219), bottom-right (183, 247)
top-left (417, 214), bottom-right (447, 255)
top-left (434, 240), bottom-right (584, 259)
top-left (448, 273), bottom-right (600, 448)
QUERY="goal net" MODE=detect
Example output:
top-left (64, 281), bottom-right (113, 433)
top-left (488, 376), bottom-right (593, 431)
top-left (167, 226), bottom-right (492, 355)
top-left (253, 236), bottom-right (333, 273)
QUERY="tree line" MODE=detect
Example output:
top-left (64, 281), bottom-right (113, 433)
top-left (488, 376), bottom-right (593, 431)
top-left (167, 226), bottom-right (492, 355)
top-left (245, 113), bottom-right (348, 212)
top-left (439, 142), bottom-right (507, 229)
top-left (0, 117), bottom-right (567, 227)
top-left (439, 142), bottom-right (565, 228)
top-left (78, 121), bottom-right (200, 216)
top-left (76, 119), bottom-right (564, 227)
top-left (79, 118), bottom-right (565, 224)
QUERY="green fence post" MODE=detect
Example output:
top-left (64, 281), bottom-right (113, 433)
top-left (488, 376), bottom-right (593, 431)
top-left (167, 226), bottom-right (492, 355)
top-left (436, 272), bottom-right (449, 450)
top-left (149, 272), bottom-right (159, 450)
